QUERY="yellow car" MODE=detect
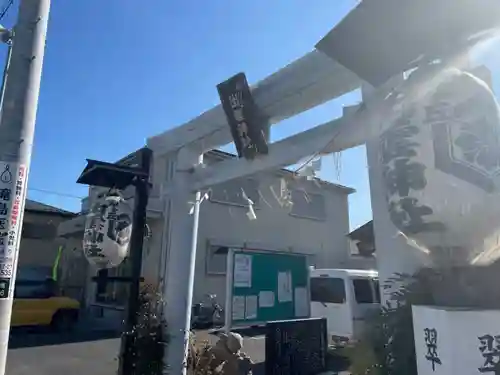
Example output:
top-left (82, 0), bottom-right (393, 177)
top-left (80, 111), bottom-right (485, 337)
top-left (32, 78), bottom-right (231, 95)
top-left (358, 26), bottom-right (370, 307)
top-left (11, 278), bottom-right (80, 331)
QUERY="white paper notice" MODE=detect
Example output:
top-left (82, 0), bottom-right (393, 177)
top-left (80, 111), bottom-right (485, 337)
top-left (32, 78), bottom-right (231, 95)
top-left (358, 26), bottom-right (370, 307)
top-left (232, 296), bottom-right (245, 320)
top-left (259, 291), bottom-right (275, 308)
top-left (233, 253), bottom-right (252, 288)
top-left (277, 271), bottom-right (292, 303)
top-left (0, 163), bottom-right (26, 268)
top-left (294, 287), bottom-right (309, 317)
top-left (245, 295), bottom-right (258, 320)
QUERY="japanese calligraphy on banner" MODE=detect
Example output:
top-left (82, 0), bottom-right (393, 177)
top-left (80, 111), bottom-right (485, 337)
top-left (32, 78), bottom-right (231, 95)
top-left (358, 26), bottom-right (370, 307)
top-left (82, 193), bottom-right (133, 269)
top-left (413, 305), bottom-right (500, 375)
top-left (217, 72), bottom-right (269, 160)
top-left (0, 162), bottom-right (27, 297)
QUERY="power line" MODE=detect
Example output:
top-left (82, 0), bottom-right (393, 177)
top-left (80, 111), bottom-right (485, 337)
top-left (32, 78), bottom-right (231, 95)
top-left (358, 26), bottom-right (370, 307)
top-left (27, 187), bottom-right (85, 200)
top-left (0, 0), bottom-right (14, 22)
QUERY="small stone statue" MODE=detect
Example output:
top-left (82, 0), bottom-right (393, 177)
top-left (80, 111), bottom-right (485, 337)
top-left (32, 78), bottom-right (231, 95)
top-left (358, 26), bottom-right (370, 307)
top-left (195, 332), bottom-right (254, 375)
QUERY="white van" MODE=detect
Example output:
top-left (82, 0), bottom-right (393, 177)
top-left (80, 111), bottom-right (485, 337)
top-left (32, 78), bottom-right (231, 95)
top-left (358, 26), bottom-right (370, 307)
top-left (310, 268), bottom-right (380, 343)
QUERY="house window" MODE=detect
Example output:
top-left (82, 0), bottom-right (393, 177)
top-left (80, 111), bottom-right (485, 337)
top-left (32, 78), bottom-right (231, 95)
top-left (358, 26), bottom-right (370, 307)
top-left (290, 190), bottom-right (326, 221)
top-left (94, 260), bottom-right (131, 306)
top-left (206, 245), bottom-right (230, 275)
top-left (165, 158), bottom-right (174, 182)
top-left (210, 179), bottom-right (260, 207)
top-left (350, 240), bottom-right (376, 258)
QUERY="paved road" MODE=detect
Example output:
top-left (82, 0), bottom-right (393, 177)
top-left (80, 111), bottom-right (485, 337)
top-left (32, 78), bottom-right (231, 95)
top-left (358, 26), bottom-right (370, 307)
top-left (8, 337), bottom-right (119, 375)
top-left (7, 330), bottom-right (121, 375)
top-left (5, 330), bottom-right (265, 375)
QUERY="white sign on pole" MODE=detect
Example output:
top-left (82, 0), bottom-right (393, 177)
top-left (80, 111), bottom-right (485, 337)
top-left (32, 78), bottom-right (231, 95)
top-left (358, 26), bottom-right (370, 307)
top-left (0, 162), bottom-right (27, 299)
top-left (0, 264), bottom-right (13, 279)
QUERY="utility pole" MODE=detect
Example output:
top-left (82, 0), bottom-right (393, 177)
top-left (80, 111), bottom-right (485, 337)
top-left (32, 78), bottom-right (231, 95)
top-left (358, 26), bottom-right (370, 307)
top-left (0, 0), bottom-right (51, 374)
top-left (0, 36), bottom-right (13, 117)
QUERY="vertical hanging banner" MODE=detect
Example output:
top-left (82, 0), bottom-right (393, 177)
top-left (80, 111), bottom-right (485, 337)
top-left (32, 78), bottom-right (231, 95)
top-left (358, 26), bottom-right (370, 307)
top-left (217, 72), bottom-right (269, 159)
top-left (0, 162), bottom-right (27, 299)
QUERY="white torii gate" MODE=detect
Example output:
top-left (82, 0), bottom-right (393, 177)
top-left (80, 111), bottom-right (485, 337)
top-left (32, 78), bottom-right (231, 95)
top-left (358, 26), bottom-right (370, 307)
top-left (145, 0), bottom-right (498, 367)
top-left (145, 46), bottom-right (412, 373)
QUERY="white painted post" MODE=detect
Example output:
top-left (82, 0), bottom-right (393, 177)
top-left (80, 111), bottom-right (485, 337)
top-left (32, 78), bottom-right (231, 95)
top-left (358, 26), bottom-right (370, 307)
top-left (161, 148), bottom-right (203, 375)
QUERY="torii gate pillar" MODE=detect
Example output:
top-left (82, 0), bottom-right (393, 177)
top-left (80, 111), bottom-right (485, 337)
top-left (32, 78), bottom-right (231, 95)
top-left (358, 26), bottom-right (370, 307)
top-left (161, 147), bottom-right (203, 375)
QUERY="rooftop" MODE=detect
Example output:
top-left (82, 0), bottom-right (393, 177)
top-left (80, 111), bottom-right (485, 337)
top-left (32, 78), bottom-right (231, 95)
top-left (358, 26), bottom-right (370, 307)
top-left (348, 220), bottom-right (374, 243)
top-left (25, 199), bottom-right (76, 217)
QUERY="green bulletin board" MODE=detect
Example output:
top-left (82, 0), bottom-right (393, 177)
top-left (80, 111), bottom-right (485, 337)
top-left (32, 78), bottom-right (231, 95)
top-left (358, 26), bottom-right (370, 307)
top-left (224, 249), bottom-right (311, 329)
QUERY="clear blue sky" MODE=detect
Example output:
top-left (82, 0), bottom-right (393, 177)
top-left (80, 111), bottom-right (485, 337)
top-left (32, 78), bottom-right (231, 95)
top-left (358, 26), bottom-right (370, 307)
top-left (3, 1), bottom-right (499, 231)
top-left (10, 0), bottom-right (494, 231)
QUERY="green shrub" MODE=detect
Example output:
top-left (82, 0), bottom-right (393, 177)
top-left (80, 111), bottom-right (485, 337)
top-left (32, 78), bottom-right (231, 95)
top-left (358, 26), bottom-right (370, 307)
top-left (121, 284), bottom-right (169, 375)
top-left (126, 284), bottom-right (220, 374)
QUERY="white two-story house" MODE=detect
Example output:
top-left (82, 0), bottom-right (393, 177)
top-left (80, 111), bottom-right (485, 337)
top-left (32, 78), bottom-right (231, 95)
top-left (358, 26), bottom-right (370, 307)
top-left (58, 148), bottom-right (365, 318)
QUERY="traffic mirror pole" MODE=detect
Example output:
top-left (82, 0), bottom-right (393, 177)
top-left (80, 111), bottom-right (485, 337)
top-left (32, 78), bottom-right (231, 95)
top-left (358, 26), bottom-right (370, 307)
top-left (0, 0), bottom-right (51, 374)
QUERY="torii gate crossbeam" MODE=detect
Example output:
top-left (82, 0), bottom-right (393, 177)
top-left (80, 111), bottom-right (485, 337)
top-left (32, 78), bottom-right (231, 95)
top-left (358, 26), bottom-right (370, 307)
top-left (147, 50), bottom-right (361, 156)
top-left (160, 75), bottom-right (404, 194)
